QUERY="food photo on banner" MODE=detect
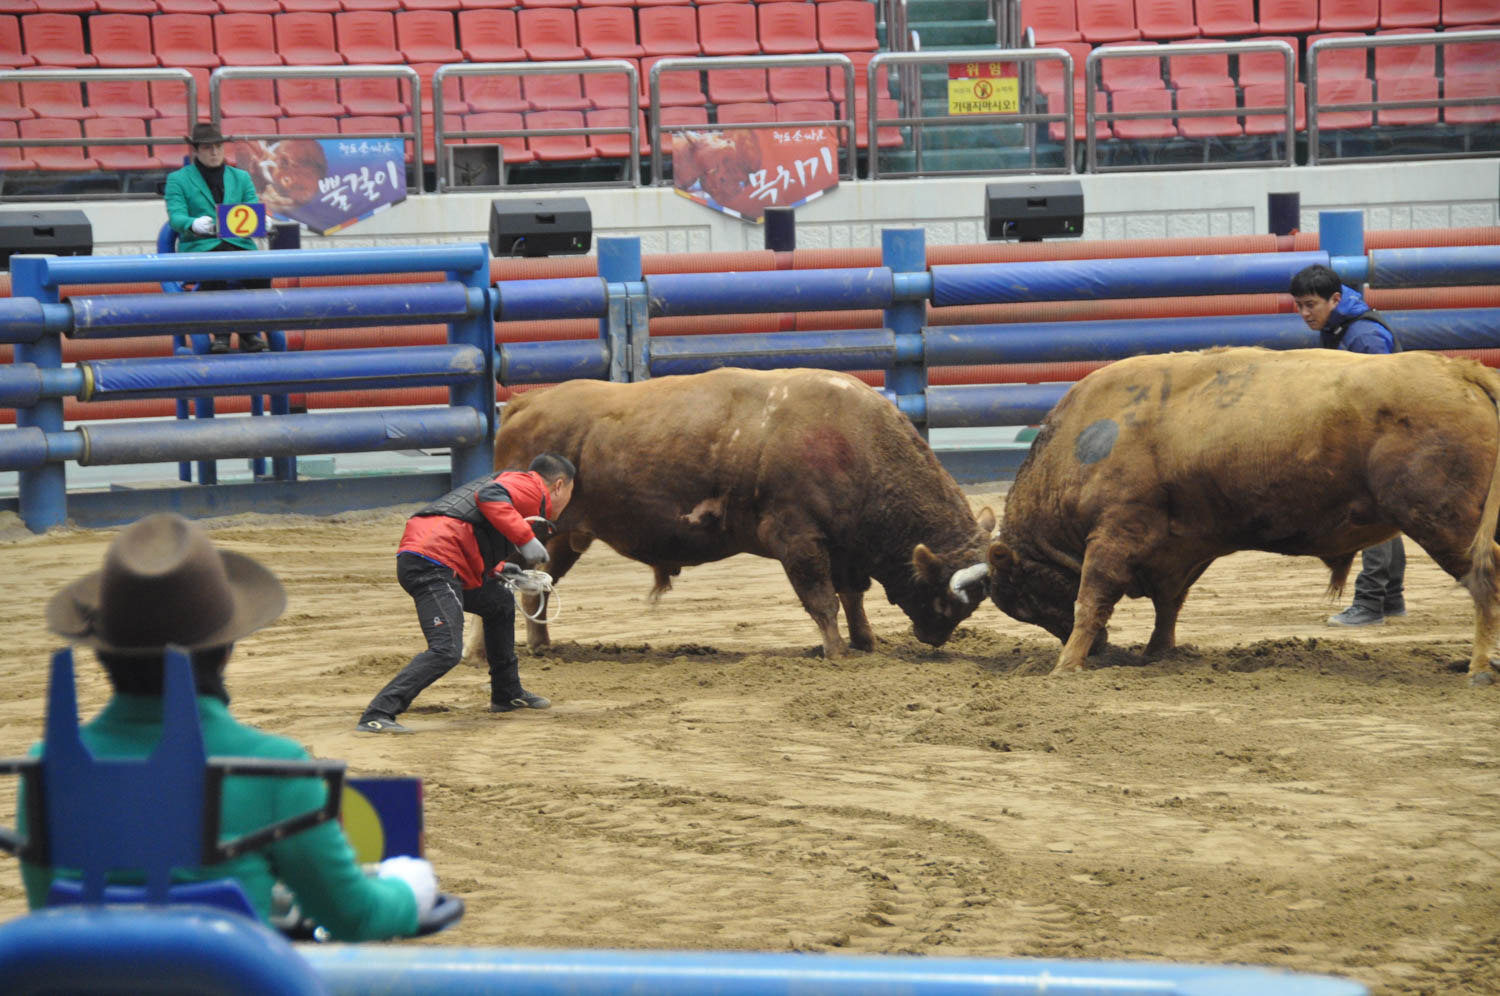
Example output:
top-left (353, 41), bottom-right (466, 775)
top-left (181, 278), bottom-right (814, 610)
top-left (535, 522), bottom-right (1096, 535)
top-left (672, 126), bottom-right (839, 223)
top-left (232, 137), bottom-right (407, 235)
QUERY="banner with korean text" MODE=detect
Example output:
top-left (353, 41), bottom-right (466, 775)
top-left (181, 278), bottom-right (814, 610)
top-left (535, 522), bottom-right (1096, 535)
top-left (232, 137), bottom-right (407, 236)
top-left (671, 126), bottom-right (839, 224)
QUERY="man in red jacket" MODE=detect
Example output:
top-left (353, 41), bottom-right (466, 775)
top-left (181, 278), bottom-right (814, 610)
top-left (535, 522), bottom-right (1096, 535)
top-left (357, 453), bottom-right (576, 734)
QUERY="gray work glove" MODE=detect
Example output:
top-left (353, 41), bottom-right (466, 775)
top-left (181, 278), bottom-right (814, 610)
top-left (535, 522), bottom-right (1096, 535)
top-left (518, 537), bottom-right (549, 567)
top-left (190, 216), bottom-right (217, 236)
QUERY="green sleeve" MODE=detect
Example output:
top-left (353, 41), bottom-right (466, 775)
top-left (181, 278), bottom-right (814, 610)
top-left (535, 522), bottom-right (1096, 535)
top-left (163, 170), bottom-right (195, 236)
top-left (267, 768), bottom-right (420, 941)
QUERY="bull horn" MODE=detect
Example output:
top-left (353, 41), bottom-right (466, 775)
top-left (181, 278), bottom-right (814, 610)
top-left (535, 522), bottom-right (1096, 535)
top-left (948, 562), bottom-right (990, 604)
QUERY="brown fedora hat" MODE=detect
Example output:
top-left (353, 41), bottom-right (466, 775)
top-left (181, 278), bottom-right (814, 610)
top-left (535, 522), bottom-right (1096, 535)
top-left (46, 514), bottom-right (285, 653)
top-left (187, 122), bottom-right (226, 147)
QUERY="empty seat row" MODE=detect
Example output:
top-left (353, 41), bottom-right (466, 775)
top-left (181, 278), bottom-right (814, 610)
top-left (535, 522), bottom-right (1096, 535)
top-left (1, 0), bottom-right (848, 12)
top-left (1022, 0), bottom-right (1497, 45)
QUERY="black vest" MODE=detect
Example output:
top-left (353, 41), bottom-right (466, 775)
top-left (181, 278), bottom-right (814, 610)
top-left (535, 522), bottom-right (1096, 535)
top-left (414, 475), bottom-right (518, 575)
top-left (1321, 308), bottom-right (1401, 352)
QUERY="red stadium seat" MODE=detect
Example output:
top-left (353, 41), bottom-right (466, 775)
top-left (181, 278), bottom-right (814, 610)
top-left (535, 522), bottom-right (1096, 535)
top-left (1236, 36), bottom-right (1298, 85)
top-left (220, 0), bottom-right (279, 13)
top-left (149, 66), bottom-right (210, 116)
top-left (1135, 0), bottom-right (1199, 38)
top-left (1033, 40), bottom-right (1092, 93)
top-left (636, 0), bottom-right (691, 8)
top-left (1374, 74), bottom-right (1437, 121)
top-left (706, 67), bottom-right (769, 103)
top-left (517, 0), bottom-right (573, 10)
top-left (156, 0), bottom-right (218, 13)
top-left (0, 81), bottom-right (29, 119)
top-left (395, 10), bottom-right (462, 61)
top-left (1444, 28), bottom-right (1500, 78)
top-left (1076, 0), bottom-right (1141, 40)
top-left (20, 77), bottom-right (92, 117)
top-left (20, 13), bottom-right (95, 64)
top-left (1443, 69), bottom-right (1500, 122)
top-left (641, 55), bottom-right (707, 105)
top-left (586, 107), bottom-right (648, 156)
top-left (402, 111), bottom-right (463, 164)
top-left (88, 13), bottom-right (158, 66)
top-left (525, 108), bottom-right (596, 160)
top-left (1098, 41), bottom-right (1165, 89)
top-left (457, 8), bottom-right (522, 60)
top-left (1242, 78), bottom-right (1306, 130)
top-left (759, 2), bottom-right (818, 54)
top-left (463, 73), bottom-right (527, 112)
top-left (700, 4), bottom-right (759, 55)
top-left (522, 70), bottom-right (589, 110)
top-left (278, 77), bottom-right (346, 115)
top-left (578, 7), bottom-right (641, 57)
top-left (835, 94), bottom-right (902, 147)
top-left (342, 0), bottom-right (400, 9)
top-left (775, 98), bottom-right (835, 124)
top-left (340, 113), bottom-right (401, 134)
top-left (638, 6), bottom-right (699, 55)
top-left (215, 14), bottom-right (285, 65)
top-left (1193, 0), bottom-right (1257, 34)
top-left (1319, 0), bottom-right (1378, 31)
top-left (86, 115), bottom-right (166, 167)
top-left (404, 0), bottom-right (461, 11)
top-left (1020, 0), bottom-right (1082, 43)
top-left (1174, 82), bottom-right (1241, 134)
top-left (152, 14), bottom-right (221, 67)
top-left (219, 77), bottom-right (281, 116)
top-left (150, 115), bottom-right (190, 164)
top-left (0, 0), bottom-right (35, 12)
top-left (518, 8), bottom-right (584, 59)
top-left (335, 12), bottom-right (403, 62)
top-left (716, 100), bottom-right (776, 124)
top-left (461, 110), bottom-right (534, 162)
top-left (0, 15), bottom-right (34, 66)
top-left (1110, 86), bottom-right (1176, 136)
top-left (1372, 29), bottom-right (1434, 78)
top-left (1378, 0), bottom-right (1437, 27)
top-left (278, 115), bottom-right (339, 134)
top-left (1257, 0), bottom-right (1317, 33)
top-left (1307, 32), bottom-right (1368, 80)
top-left (20, 116), bottom-right (97, 167)
top-left (341, 76), bottom-right (407, 115)
top-left (30, 0), bottom-right (95, 12)
top-left (409, 61), bottom-right (465, 112)
top-left (1315, 76), bottom-right (1372, 128)
top-left (86, 78), bottom-right (156, 117)
top-left (579, 0), bottom-right (630, 8)
top-left (1043, 82), bottom-right (1111, 140)
top-left (657, 104), bottom-right (707, 128)
top-left (0, 120), bottom-right (38, 168)
top-left (276, 12), bottom-right (344, 64)
top-left (769, 66), bottom-right (834, 102)
top-left (95, 0), bottom-right (155, 14)
top-left (1442, 0), bottom-right (1500, 25)
top-left (281, 0), bottom-right (342, 12)
top-left (583, 60), bottom-right (638, 108)
top-left (816, 0), bottom-right (879, 51)
top-left (1168, 38), bottom-right (1232, 86)
top-left (220, 115), bottom-right (279, 139)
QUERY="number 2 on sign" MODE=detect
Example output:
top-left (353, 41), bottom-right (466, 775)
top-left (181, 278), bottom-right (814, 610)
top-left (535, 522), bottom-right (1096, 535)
top-left (226, 205), bottom-right (257, 237)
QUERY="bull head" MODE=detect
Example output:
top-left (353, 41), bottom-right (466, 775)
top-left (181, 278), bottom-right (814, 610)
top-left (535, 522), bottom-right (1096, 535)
top-left (905, 506), bottom-right (998, 647)
top-left (985, 539), bottom-right (1077, 644)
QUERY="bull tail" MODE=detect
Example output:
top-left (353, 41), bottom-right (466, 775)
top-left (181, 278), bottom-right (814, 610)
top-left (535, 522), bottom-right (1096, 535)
top-left (1461, 368), bottom-right (1500, 602)
top-left (1323, 554), bottom-right (1355, 599)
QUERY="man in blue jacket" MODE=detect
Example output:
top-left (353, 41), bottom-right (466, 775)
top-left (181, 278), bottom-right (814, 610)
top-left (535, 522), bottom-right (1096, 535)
top-left (1290, 263), bottom-right (1405, 627)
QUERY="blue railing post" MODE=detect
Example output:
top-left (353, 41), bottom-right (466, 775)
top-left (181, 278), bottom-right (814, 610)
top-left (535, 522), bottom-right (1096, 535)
top-left (1320, 210), bottom-right (1366, 285)
top-left (882, 228), bottom-right (928, 436)
top-left (446, 243), bottom-right (496, 487)
top-left (597, 236), bottom-right (641, 382)
top-left (11, 255), bottom-right (66, 533)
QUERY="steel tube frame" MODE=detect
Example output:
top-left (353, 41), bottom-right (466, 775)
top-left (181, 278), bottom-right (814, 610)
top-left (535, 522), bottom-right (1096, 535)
top-left (0, 68), bottom-right (198, 170)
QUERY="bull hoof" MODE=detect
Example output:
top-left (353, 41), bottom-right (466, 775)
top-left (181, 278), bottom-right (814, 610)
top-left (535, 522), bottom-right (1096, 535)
top-left (1470, 670), bottom-right (1496, 687)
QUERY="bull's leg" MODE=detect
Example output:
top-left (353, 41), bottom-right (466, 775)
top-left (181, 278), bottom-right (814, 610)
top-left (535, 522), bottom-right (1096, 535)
top-left (522, 533), bottom-right (591, 652)
top-left (1145, 588), bottom-right (1188, 658)
top-left (1054, 546), bottom-right (1133, 674)
top-left (839, 590), bottom-right (875, 651)
top-left (779, 549), bottom-right (845, 658)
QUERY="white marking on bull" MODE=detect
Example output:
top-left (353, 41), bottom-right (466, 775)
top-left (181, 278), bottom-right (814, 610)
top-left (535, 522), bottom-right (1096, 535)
top-left (683, 496), bottom-right (726, 526)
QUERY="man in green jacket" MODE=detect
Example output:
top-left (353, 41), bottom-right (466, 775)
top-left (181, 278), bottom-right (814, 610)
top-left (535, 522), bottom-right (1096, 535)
top-left (163, 122), bottom-right (268, 354)
top-left (20, 513), bottom-right (434, 941)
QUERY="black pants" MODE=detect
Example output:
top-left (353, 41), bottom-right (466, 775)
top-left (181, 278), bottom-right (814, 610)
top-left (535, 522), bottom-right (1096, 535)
top-left (1351, 535), bottom-right (1406, 613)
top-left (362, 554), bottom-right (521, 721)
top-left (199, 243), bottom-right (269, 349)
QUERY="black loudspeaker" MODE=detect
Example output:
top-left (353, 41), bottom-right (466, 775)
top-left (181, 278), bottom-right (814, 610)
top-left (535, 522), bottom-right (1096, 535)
top-left (489, 197), bottom-right (592, 257)
top-left (984, 180), bottom-right (1084, 241)
top-left (0, 209), bottom-right (92, 269)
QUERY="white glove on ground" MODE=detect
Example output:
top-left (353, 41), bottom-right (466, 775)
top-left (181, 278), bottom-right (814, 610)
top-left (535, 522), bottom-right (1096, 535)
top-left (377, 855), bottom-right (437, 918)
top-left (190, 216), bottom-right (216, 236)
top-left (518, 537), bottom-right (549, 566)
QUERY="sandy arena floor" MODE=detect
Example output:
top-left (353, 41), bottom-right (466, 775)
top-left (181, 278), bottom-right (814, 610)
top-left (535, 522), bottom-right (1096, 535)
top-left (0, 486), bottom-right (1496, 995)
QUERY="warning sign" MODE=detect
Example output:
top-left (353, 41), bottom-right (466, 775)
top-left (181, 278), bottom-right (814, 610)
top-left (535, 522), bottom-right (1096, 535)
top-left (947, 61), bottom-right (1019, 115)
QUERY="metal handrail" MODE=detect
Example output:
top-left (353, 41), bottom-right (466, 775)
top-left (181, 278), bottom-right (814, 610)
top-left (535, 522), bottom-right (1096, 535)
top-left (867, 48), bottom-right (1077, 179)
top-left (646, 54), bottom-right (856, 188)
top-left (210, 65), bottom-right (422, 195)
top-left (1085, 39), bottom-right (1296, 173)
top-left (1308, 28), bottom-right (1500, 165)
top-left (0, 67), bottom-right (196, 154)
top-left (434, 60), bottom-right (640, 190)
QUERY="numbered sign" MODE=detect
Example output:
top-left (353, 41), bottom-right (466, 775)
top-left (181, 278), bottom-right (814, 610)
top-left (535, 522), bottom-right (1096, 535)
top-left (217, 202), bottom-right (267, 239)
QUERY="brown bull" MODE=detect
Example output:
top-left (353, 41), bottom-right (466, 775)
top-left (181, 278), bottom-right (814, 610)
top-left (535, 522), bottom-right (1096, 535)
top-left (981, 347), bottom-right (1500, 684)
top-left (491, 368), bottom-right (996, 657)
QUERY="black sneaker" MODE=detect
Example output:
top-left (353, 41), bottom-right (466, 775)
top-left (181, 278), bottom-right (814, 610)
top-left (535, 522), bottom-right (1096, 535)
top-left (1327, 604), bottom-right (1384, 627)
top-left (490, 690), bottom-right (551, 712)
top-left (356, 715), bottom-right (413, 734)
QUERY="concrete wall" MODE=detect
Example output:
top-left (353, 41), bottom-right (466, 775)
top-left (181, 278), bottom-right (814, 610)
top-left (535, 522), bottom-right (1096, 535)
top-left (18, 159), bottom-right (1499, 257)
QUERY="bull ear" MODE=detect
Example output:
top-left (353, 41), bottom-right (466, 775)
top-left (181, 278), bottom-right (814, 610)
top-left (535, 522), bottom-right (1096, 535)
top-left (975, 506), bottom-right (996, 535)
top-left (912, 543), bottom-right (942, 583)
top-left (988, 539), bottom-right (1018, 577)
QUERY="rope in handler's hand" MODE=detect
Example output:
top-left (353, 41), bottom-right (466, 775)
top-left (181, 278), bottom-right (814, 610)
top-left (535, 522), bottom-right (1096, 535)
top-left (498, 564), bottom-right (560, 624)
